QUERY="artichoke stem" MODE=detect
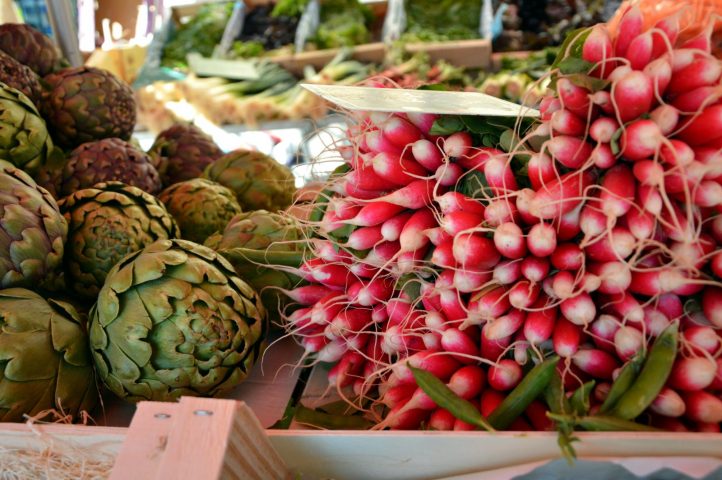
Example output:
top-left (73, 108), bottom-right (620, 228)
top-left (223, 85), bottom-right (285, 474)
top-left (219, 248), bottom-right (307, 268)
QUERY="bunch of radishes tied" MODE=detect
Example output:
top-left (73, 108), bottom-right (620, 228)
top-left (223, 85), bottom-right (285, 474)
top-left (278, 4), bottom-right (722, 434)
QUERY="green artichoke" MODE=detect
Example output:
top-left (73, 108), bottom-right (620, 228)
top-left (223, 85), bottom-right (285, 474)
top-left (0, 288), bottom-right (97, 421)
top-left (59, 182), bottom-right (180, 299)
top-left (0, 24), bottom-right (62, 76)
top-left (0, 160), bottom-right (67, 288)
top-left (148, 123), bottom-right (223, 186)
top-left (158, 178), bottom-right (242, 244)
top-left (53, 138), bottom-right (161, 197)
top-left (0, 51), bottom-right (42, 104)
top-left (42, 66), bottom-right (136, 149)
top-left (206, 210), bottom-right (305, 323)
top-left (0, 82), bottom-right (56, 175)
top-left (203, 149), bottom-right (296, 212)
top-left (89, 239), bottom-right (267, 402)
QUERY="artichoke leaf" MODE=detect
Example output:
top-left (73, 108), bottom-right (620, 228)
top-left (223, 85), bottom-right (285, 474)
top-left (0, 331), bottom-right (56, 380)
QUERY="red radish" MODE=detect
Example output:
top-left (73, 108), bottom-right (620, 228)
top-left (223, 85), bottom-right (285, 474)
top-left (684, 391), bottom-right (722, 424)
top-left (441, 328), bottom-right (479, 364)
top-left (546, 136), bottom-right (594, 169)
top-left (651, 415), bottom-right (689, 432)
top-left (651, 17), bottom-right (679, 58)
top-left (557, 78), bottom-right (590, 117)
top-left (592, 90), bottom-right (614, 114)
top-left (702, 287), bottom-right (722, 327)
top-left (557, 204), bottom-right (583, 240)
top-left (381, 212), bottom-right (414, 242)
top-left (642, 307), bottom-right (670, 337)
top-left (437, 191), bottom-right (486, 215)
top-left (480, 325), bottom-right (512, 362)
top-left (614, 5), bottom-right (642, 57)
top-left (346, 225), bottom-right (384, 250)
top-left (614, 325), bottom-right (643, 361)
top-left (572, 348), bottom-right (619, 380)
top-left (551, 243), bottom-right (584, 270)
top-left (620, 119), bottom-right (662, 161)
top-left (372, 152), bottom-right (427, 186)
top-left (493, 260), bottom-right (523, 285)
top-left (301, 335), bottom-right (328, 353)
top-left (551, 271), bottom-right (576, 299)
top-left (603, 292), bottom-right (645, 324)
top-left (580, 204), bottom-right (607, 239)
top-left (383, 324), bottom-right (424, 355)
top-left (516, 188), bottom-right (538, 225)
top-left (540, 96), bottom-right (562, 120)
top-left (527, 222), bottom-right (557, 257)
top-left (480, 389), bottom-right (505, 416)
top-left (420, 281), bottom-right (443, 312)
top-left (439, 289), bottom-right (467, 322)
top-left (355, 277), bottom-right (394, 307)
top-left (494, 222), bottom-right (526, 259)
top-left (508, 280), bottom-right (541, 309)
top-left (667, 57), bottom-right (722, 98)
top-left (696, 422), bottom-right (721, 433)
top-left (382, 116), bottom-right (423, 148)
top-left (600, 165), bottom-right (635, 218)
top-left (527, 153), bottom-right (556, 191)
top-left (431, 240), bottom-right (455, 268)
top-left (365, 241), bottom-right (401, 267)
top-left (411, 139), bottom-right (444, 171)
top-left (590, 313), bottom-right (620, 350)
top-left (712, 252), bottom-right (722, 278)
top-left (681, 325), bottom-right (722, 355)
top-left (406, 112), bottom-right (439, 135)
top-left (650, 387), bottom-right (686, 417)
top-left (435, 162), bottom-right (463, 187)
top-left (638, 185), bottom-right (663, 215)
top-left (529, 170), bottom-right (594, 220)
top-left (590, 116), bottom-right (619, 143)
top-left (394, 350), bottom-right (461, 384)
top-left (456, 148), bottom-right (504, 171)
top-left (310, 263), bottom-right (354, 288)
top-left (428, 409), bottom-right (455, 430)
top-left (650, 104), bottom-right (679, 135)
top-left (668, 356), bottom-right (718, 391)
top-left (590, 261), bottom-right (632, 294)
top-left (643, 56), bottom-right (672, 97)
top-left (694, 181), bottom-right (722, 207)
top-left (443, 132), bottom-right (472, 158)
top-left (448, 365), bottom-right (486, 399)
top-left (520, 256), bottom-right (550, 283)
top-left (469, 286), bottom-right (511, 321)
top-left (285, 285), bottom-right (335, 305)
top-left (317, 339), bottom-right (349, 363)
top-left (349, 161), bottom-right (392, 191)
top-left (454, 269), bottom-right (491, 293)
top-left (671, 85), bottom-right (722, 113)
top-left (453, 233), bottom-right (501, 271)
top-left (484, 198), bottom-right (519, 227)
top-left (514, 333), bottom-right (530, 365)
top-left (425, 227), bottom-right (451, 246)
top-left (524, 303), bottom-right (557, 344)
top-left (347, 202), bottom-right (406, 227)
top-left (585, 227), bottom-right (635, 262)
top-left (676, 105), bottom-right (722, 146)
top-left (386, 298), bottom-right (411, 326)
top-left (405, 387), bottom-right (437, 410)
top-left (344, 182), bottom-right (387, 200)
top-left (441, 210), bottom-right (484, 236)
top-left (371, 304), bottom-right (387, 324)
top-left (553, 318), bottom-right (583, 357)
top-left (485, 309), bottom-right (525, 341)
top-left (375, 178), bottom-right (436, 209)
top-left (711, 359), bottom-right (722, 390)
top-left (625, 207), bottom-right (655, 240)
top-left (399, 208), bottom-right (435, 253)
top-left (484, 156), bottom-right (518, 194)
top-left (386, 403), bottom-right (429, 430)
top-left (561, 292), bottom-right (596, 326)
top-left (382, 384), bottom-right (416, 408)
top-left (526, 400), bottom-right (554, 431)
top-left (551, 109), bottom-right (587, 136)
top-left (590, 143), bottom-right (615, 169)
top-left (364, 130), bottom-right (403, 156)
top-left (612, 71), bottom-right (654, 123)
top-left (583, 25), bottom-right (615, 77)
top-left (630, 269), bottom-right (702, 297)
top-left (625, 30), bottom-right (653, 70)
top-left (326, 308), bottom-right (373, 338)
top-left (488, 359), bottom-right (523, 391)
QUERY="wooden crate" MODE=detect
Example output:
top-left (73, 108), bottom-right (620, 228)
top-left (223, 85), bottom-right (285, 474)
top-left (404, 39), bottom-right (492, 69)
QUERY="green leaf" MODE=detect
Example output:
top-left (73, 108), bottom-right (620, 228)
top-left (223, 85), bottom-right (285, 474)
top-left (570, 381), bottom-right (595, 416)
top-left (429, 116), bottom-right (465, 136)
top-left (565, 73), bottom-right (610, 93)
top-left (551, 27), bottom-right (593, 69)
top-left (410, 364), bottom-right (494, 431)
top-left (610, 126), bottom-right (624, 156)
top-left (418, 83), bottom-right (449, 91)
top-left (455, 170), bottom-right (490, 199)
top-left (558, 57), bottom-right (594, 75)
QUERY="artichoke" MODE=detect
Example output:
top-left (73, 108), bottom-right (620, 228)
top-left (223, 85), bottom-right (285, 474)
top-left (89, 239), bottom-right (267, 402)
top-left (42, 66), bottom-right (136, 149)
top-left (0, 83), bottom-right (56, 175)
top-left (53, 138), bottom-right (161, 197)
top-left (158, 178), bottom-right (242, 244)
top-left (59, 182), bottom-right (180, 299)
top-left (206, 210), bottom-right (305, 323)
top-left (0, 288), bottom-right (97, 421)
top-left (203, 149), bottom-right (296, 212)
top-left (148, 123), bottom-right (223, 186)
top-left (0, 24), bottom-right (62, 77)
top-left (0, 160), bottom-right (67, 289)
top-left (0, 51), bottom-right (42, 104)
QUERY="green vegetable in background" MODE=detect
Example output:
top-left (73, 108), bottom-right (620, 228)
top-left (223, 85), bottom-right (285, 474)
top-left (89, 239), bottom-right (267, 402)
top-left (0, 288), bottom-right (97, 422)
top-left (162, 2), bottom-right (233, 69)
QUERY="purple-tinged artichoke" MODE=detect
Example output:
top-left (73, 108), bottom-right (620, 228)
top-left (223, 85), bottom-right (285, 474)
top-left (0, 24), bottom-right (62, 76)
top-left (148, 123), bottom-right (223, 186)
top-left (0, 51), bottom-right (41, 104)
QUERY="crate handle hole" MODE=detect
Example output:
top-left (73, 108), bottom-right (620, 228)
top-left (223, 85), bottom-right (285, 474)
top-left (154, 413), bottom-right (171, 419)
top-left (194, 409), bottom-right (214, 417)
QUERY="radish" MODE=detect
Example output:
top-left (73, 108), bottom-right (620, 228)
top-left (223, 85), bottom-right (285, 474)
top-left (454, 269), bottom-right (491, 293)
top-left (590, 314), bottom-right (621, 351)
top-left (520, 256), bottom-right (550, 283)
top-left (469, 286), bottom-right (511, 321)
top-left (437, 191), bottom-right (485, 215)
top-left (374, 178), bottom-right (436, 209)
top-left (365, 130), bottom-right (403, 156)
top-left (386, 402), bottom-right (428, 430)
top-left (560, 292), bottom-right (596, 326)
top-left (650, 387), bottom-right (686, 417)
top-left (399, 208), bottom-right (436, 253)
top-left (346, 225), bottom-right (384, 250)
top-left (551, 243), bottom-right (584, 270)
top-left (584, 227), bottom-right (635, 262)
top-left (381, 212), bottom-right (414, 242)
top-left (453, 233), bottom-right (501, 271)
top-left (676, 105), bottom-right (722, 146)
top-left (620, 119), bottom-right (662, 161)
top-left (382, 384), bottom-right (416, 408)
top-left (583, 24), bottom-right (615, 77)
top-left (624, 30), bottom-right (653, 71)
top-left (484, 198), bottom-right (518, 226)
top-left (651, 16), bottom-right (679, 58)
top-left (430, 240), bottom-right (455, 268)
top-left (572, 348), bottom-right (620, 380)
top-left (480, 389), bottom-right (505, 416)
top-left (435, 162), bottom-right (464, 187)
top-left (611, 71), bottom-right (654, 123)
top-left (488, 359), bottom-right (523, 391)
top-left (591, 142), bottom-right (614, 169)
top-left (480, 324), bottom-right (512, 362)
top-left (553, 318), bottom-right (582, 358)
top-left (556, 78), bottom-right (590, 117)
top-left (428, 409), bottom-right (455, 430)
top-left (643, 56), bottom-right (672, 98)
top-left (527, 222), bottom-right (557, 257)
top-left (524, 302), bottom-right (557, 344)
top-left (441, 210), bottom-right (484, 236)
top-left (372, 152), bottom-right (427, 186)
top-left (666, 57), bottom-right (722, 98)
top-left (448, 365), bottom-right (486, 399)
top-left (406, 112), bottom-right (439, 135)
top-left (625, 207), bottom-right (655, 240)
top-left (493, 260), bottom-right (523, 285)
top-left (671, 85), bottom-right (722, 113)
top-left (527, 153), bottom-right (556, 191)
top-left (614, 5), bottom-right (642, 58)
top-left (494, 222), bottom-right (526, 259)
top-left (508, 280), bottom-right (541, 309)
top-left (589, 261), bottom-right (632, 294)
top-left (484, 156), bottom-right (518, 194)
top-left (443, 132), bottom-right (472, 158)
top-left (590, 116), bottom-right (619, 143)
top-left (551, 109), bottom-right (587, 136)
top-left (602, 292), bottom-right (645, 324)
top-left (347, 202), bottom-right (406, 227)
top-left (441, 328), bottom-right (480, 364)
top-left (649, 104), bottom-right (679, 135)
top-left (557, 203), bottom-right (583, 241)
top-left (529, 170), bottom-right (595, 220)
top-left (485, 309), bottom-right (525, 341)
top-left (684, 391), bottom-right (722, 424)
top-left (642, 307), bottom-right (670, 337)
top-left (702, 287), bottom-right (722, 327)
top-left (355, 277), bottom-right (394, 307)
top-left (526, 400), bottom-right (554, 431)
top-left (600, 165), bottom-right (635, 217)
top-left (516, 188), bottom-right (539, 225)
top-left (613, 325), bottom-right (644, 361)
top-left (546, 136), bottom-right (594, 169)
top-left (382, 115), bottom-right (423, 148)
top-left (668, 357), bottom-right (718, 391)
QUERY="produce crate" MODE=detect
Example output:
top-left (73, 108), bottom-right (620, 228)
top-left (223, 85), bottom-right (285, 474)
top-left (404, 38), bottom-right (492, 69)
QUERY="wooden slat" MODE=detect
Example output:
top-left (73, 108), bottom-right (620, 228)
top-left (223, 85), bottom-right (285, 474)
top-left (108, 402), bottom-right (179, 480)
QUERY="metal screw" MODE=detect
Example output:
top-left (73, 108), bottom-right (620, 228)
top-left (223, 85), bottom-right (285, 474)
top-left (154, 413), bottom-right (171, 419)
top-left (194, 409), bottom-right (214, 416)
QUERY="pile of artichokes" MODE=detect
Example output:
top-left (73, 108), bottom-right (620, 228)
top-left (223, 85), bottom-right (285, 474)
top-left (0, 23), bottom-right (302, 423)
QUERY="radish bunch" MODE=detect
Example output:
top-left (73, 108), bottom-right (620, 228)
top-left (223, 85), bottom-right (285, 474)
top-left (279, 5), bottom-right (722, 432)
